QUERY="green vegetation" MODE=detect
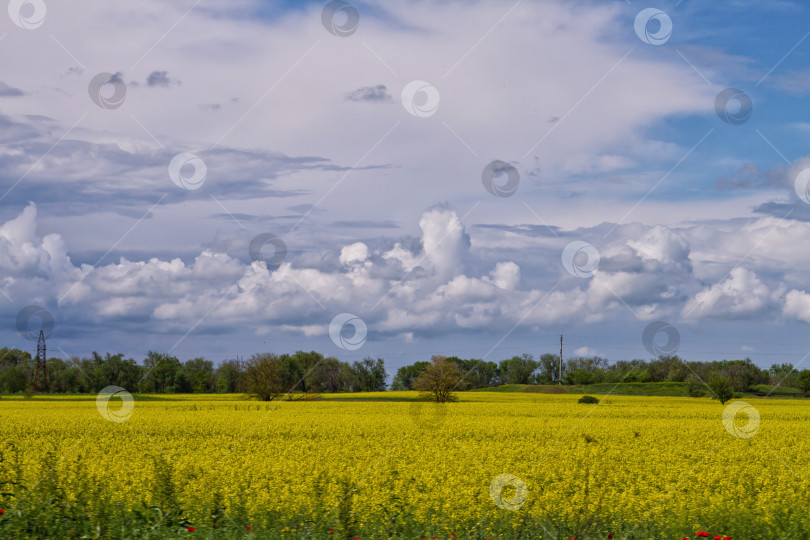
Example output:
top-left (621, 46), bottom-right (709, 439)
top-left (411, 355), bottom-right (467, 403)
top-left (4, 343), bottom-right (809, 400)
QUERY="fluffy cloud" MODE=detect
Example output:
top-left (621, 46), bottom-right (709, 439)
top-left (4, 201), bottom-right (810, 359)
top-left (681, 267), bottom-right (778, 319)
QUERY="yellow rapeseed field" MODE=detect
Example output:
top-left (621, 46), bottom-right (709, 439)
top-left (0, 392), bottom-right (808, 538)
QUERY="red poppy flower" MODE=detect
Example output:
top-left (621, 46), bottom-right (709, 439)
top-left (682, 537), bottom-right (690, 540)
top-left (714, 536), bottom-right (722, 540)
top-left (723, 537), bottom-right (731, 540)
top-left (329, 531), bottom-right (335, 535)
top-left (246, 526), bottom-right (253, 530)
top-left (0, 510), bottom-right (4, 516)
top-left (187, 527), bottom-right (196, 532)
top-left (608, 535), bottom-right (613, 540)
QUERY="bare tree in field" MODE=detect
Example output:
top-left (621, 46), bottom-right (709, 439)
top-left (412, 355), bottom-right (468, 403)
top-left (245, 353), bottom-right (284, 401)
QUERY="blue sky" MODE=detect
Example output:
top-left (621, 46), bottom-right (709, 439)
top-left (1, 0), bottom-right (810, 375)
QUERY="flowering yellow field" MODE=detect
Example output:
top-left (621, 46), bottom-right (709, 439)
top-left (0, 392), bottom-right (808, 538)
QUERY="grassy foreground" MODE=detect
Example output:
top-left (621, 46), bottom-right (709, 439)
top-left (469, 382), bottom-right (694, 396)
top-left (0, 391), bottom-right (807, 539)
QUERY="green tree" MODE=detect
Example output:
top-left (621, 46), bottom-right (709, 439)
top-left (412, 356), bottom-right (467, 403)
top-left (0, 365), bottom-right (28, 393)
top-left (565, 369), bottom-right (596, 385)
top-left (797, 369), bottom-right (810, 396)
top-left (537, 353), bottom-right (560, 384)
top-left (720, 358), bottom-right (767, 391)
top-left (215, 360), bottom-right (244, 393)
top-left (391, 361), bottom-right (429, 390)
top-left (499, 354), bottom-right (538, 385)
top-left (244, 353), bottom-right (283, 401)
top-left (307, 356), bottom-right (347, 393)
top-left (350, 358), bottom-right (387, 392)
top-left (708, 375), bottom-right (734, 405)
top-left (0, 347), bottom-right (32, 367)
top-left (183, 358), bottom-right (215, 393)
top-left (141, 352), bottom-right (182, 393)
top-left (769, 362), bottom-right (797, 388)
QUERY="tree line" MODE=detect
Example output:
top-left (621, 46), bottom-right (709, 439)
top-left (0, 348), bottom-right (386, 395)
top-left (2, 345), bottom-right (809, 397)
top-left (391, 354), bottom-right (810, 395)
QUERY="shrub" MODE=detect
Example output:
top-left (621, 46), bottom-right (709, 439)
top-left (578, 395), bottom-right (599, 404)
top-left (686, 376), bottom-right (706, 398)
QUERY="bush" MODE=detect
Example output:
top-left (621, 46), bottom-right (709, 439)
top-left (686, 376), bottom-right (706, 397)
top-left (578, 395), bottom-right (599, 404)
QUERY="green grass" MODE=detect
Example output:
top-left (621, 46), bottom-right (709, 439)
top-left (472, 382), bottom-right (692, 396)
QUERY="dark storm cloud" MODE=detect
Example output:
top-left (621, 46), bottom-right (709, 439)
top-left (0, 114), bottom-right (390, 217)
top-left (331, 219), bottom-right (399, 229)
top-left (147, 71), bottom-right (173, 87)
top-left (0, 82), bottom-right (24, 97)
top-left (753, 200), bottom-right (810, 221)
top-left (474, 223), bottom-right (563, 238)
top-left (345, 85), bottom-right (392, 103)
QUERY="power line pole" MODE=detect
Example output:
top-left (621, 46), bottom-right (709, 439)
top-left (559, 334), bottom-right (563, 384)
top-left (33, 330), bottom-right (49, 393)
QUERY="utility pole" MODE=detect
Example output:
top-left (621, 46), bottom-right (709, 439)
top-left (33, 330), bottom-right (49, 393)
top-left (559, 334), bottom-right (563, 384)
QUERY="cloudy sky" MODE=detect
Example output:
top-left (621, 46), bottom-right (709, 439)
top-left (2, 0), bottom-right (810, 372)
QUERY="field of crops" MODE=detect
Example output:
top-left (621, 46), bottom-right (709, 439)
top-left (0, 392), bottom-right (808, 539)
